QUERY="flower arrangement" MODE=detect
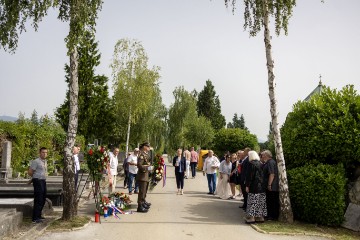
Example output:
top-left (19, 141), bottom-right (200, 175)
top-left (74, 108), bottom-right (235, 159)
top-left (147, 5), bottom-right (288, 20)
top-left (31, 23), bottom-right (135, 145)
top-left (85, 146), bottom-right (108, 182)
top-left (109, 191), bottom-right (132, 209)
top-left (149, 154), bottom-right (166, 191)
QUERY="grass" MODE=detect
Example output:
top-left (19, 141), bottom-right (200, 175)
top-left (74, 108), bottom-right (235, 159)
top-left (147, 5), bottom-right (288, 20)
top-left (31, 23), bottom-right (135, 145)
top-left (47, 215), bottom-right (91, 231)
top-left (256, 221), bottom-right (360, 240)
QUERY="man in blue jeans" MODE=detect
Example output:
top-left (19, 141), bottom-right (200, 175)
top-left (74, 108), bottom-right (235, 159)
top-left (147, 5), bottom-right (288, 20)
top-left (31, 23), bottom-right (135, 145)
top-left (128, 148), bottom-right (140, 194)
top-left (28, 147), bottom-right (48, 224)
top-left (202, 150), bottom-right (220, 194)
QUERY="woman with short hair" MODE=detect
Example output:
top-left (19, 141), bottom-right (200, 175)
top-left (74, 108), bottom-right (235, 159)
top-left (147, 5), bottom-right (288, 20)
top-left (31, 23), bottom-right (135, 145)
top-left (245, 150), bottom-right (267, 223)
top-left (173, 149), bottom-right (186, 195)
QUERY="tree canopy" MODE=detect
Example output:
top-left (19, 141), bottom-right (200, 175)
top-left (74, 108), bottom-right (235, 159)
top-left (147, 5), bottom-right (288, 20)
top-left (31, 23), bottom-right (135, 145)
top-left (197, 79), bottom-right (226, 130)
top-left (55, 31), bottom-right (115, 144)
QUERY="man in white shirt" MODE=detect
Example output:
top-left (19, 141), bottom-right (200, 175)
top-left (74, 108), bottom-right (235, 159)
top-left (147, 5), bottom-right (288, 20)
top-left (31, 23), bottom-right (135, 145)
top-left (73, 145), bottom-right (80, 191)
top-left (202, 150), bottom-right (220, 194)
top-left (128, 148), bottom-right (140, 194)
top-left (108, 148), bottom-right (120, 194)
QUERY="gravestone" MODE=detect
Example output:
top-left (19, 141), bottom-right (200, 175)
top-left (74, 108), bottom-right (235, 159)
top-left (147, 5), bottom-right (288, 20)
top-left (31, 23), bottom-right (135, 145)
top-left (342, 203), bottom-right (360, 231)
top-left (0, 141), bottom-right (12, 183)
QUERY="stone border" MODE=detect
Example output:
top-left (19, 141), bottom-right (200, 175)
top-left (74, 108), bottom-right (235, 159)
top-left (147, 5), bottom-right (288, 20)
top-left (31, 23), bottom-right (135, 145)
top-left (44, 218), bottom-right (92, 233)
top-left (250, 224), bottom-right (335, 239)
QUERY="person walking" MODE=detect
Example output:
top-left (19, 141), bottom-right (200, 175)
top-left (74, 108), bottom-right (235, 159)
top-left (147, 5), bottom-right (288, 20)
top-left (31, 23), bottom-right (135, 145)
top-left (215, 154), bottom-right (232, 199)
top-left (128, 148), bottom-right (140, 195)
top-left (190, 147), bottom-right (198, 178)
top-left (173, 148), bottom-right (186, 195)
top-left (28, 147), bottom-right (48, 224)
top-left (108, 148), bottom-right (119, 194)
top-left (245, 151), bottom-right (267, 223)
top-left (261, 150), bottom-right (280, 220)
top-left (136, 142), bottom-right (152, 213)
top-left (202, 150), bottom-right (220, 195)
top-left (183, 148), bottom-right (191, 179)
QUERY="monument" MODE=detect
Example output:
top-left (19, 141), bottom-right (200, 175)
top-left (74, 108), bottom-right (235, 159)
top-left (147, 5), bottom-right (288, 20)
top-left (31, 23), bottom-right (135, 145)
top-left (0, 141), bottom-right (13, 183)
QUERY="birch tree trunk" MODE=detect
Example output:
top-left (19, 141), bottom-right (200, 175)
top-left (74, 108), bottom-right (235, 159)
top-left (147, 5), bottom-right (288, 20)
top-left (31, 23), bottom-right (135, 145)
top-left (62, 46), bottom-right (79, 221)
top-left (125, 108), bottom-right (132, 155)
top-left (262, 0), bottom-right (294, 223)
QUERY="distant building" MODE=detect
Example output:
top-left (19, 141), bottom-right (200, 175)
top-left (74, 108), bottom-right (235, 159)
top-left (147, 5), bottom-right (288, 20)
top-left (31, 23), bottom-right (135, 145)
top-left (304, 78), bottom-right (323, 102)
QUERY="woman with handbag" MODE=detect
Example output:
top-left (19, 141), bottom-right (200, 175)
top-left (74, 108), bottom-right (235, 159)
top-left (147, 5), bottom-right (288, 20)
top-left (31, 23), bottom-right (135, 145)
top-left (173, 148), bottom-right (186, 195)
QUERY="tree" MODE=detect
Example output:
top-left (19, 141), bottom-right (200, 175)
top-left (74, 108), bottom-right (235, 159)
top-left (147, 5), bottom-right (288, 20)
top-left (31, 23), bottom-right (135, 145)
top-left (55, 31), bottom-right (115, 144)
top-left (227, 113), bottom-right (248, 130)
top-left (213, 128), bottom-right (258, 154)
top-left (197, 80), bottom-right (226, 130)
top-left (0, 0), bottom-right (103, 221)
top-left (224, 0), bottom-right (296, 222)
top-left (281, 85), bottom-right (360, 176)
top-left (184, 116), bottom-right (214, 149)
top-left (111, 39), bottom-right (160, 154)
top-left (168, 86), bottom-right (198, 154)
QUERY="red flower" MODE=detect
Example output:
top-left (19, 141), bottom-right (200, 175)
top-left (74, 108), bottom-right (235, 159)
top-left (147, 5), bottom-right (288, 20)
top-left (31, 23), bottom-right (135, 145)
top-left (89, 149), bottom-right (93, 155)
top-left (100, 147), bottom-right (104, 153)
top-left (104, 157), bottom-right (108, 162)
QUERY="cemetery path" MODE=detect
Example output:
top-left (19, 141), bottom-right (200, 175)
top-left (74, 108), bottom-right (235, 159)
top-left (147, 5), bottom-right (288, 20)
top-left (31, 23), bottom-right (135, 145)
top-left (37, 162), bottom-right (328, 240)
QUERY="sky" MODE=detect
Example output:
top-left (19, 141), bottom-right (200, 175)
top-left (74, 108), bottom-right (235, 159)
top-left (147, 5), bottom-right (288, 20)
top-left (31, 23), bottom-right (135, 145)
top-left (0, 0), bottom-right (359, 141)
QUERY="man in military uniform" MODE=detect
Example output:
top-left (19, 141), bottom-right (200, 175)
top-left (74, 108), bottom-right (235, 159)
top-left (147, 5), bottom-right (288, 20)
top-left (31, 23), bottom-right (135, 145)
top-left (136, 142), bottom-right (152, 213)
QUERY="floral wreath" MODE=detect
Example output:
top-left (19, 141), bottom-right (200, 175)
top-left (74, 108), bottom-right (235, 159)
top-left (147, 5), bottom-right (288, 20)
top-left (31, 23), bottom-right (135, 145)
top-left (149, 154), bottom-right (166, 191)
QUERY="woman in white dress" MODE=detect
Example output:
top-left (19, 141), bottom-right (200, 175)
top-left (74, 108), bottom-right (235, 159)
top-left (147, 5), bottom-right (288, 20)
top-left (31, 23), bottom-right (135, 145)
top-left (215, 154), bottom-right (232, 199)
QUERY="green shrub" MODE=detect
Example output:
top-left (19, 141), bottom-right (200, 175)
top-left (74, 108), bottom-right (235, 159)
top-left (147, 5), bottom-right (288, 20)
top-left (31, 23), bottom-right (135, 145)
top-left (212, 128), bottom-right (259, 155)
top-left (281, 85), bottom-right (360, 172)
top-left (288, 164), bottom-right (346, 226)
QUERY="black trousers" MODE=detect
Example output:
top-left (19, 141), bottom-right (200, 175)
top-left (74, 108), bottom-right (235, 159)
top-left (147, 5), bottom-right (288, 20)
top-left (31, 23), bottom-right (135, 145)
top-left (175, 172), bottom-right (185, 189)
top-left (190, 162), bottom-right (197, 177)
top-left (124, 170), bottom-right (129, 187)
top-left (240, 182), bottom-right (248, 208)
top-left (32, 178), bottom-right (47, 221)
top-left (266, 190), bottom-right (280, 219)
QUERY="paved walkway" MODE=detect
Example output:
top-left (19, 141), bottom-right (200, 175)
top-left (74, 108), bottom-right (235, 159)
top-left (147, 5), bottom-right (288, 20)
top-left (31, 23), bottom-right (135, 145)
top-left (38, 163), bottom-right (327, 240)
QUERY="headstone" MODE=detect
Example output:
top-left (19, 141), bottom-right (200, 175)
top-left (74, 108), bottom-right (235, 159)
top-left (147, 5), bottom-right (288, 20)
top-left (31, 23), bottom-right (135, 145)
top-left (342, 203), bottom-right (360, 231)
top-left (0, 141), bottom-right (13, 183)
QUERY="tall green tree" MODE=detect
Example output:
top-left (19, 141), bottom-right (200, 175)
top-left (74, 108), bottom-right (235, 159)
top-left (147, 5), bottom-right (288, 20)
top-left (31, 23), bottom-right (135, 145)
top-left (224, 0), bottom-right (296, 222)
top-left (184, 115), bottom-right (214, 149)
top-left (227, 113), bottom-right (248, 130)
top-left (111, 39), bottom-right (161, 154)
top-left (0, 0), bottom-right (103, 221)
top-left (168, 86), bottom-right (198, 154)
top-left (55, 31), bottom-right (115, 144)
top-left (197, 80), bottom-right (226, 130)
top-left (213, 128), bottom-right (258, 154)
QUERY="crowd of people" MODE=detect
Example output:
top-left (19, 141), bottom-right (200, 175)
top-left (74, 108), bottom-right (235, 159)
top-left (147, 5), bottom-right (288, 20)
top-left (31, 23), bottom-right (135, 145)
top-left (28, 143), bottom-right (278, 222)
top-left (200, 148), bottom-right (280, 223)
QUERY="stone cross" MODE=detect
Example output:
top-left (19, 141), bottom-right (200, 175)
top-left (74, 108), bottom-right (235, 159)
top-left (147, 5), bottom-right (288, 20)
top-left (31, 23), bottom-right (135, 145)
top-left (0, 141), bottom-right (13, 183)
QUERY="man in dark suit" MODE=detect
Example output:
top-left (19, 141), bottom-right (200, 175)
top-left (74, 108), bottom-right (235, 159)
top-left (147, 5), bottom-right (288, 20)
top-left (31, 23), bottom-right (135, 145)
top-left (136, 142), bottom-right (152, 213)
top-left (240, 147), bottom-right (251, 210)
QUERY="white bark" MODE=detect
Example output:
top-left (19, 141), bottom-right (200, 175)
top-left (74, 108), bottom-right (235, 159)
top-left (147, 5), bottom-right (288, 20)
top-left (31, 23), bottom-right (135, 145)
top-left (263, 0), bottom-right (293, 223)
top-left (125, 108), bottom-right (132, 156)
top-left (62, 46), bottom-right (79, 220)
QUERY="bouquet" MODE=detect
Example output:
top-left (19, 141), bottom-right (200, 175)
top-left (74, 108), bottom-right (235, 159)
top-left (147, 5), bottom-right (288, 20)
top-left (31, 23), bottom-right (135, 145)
top-left (109, 191), bottom-right (132, 208)
top-left (85, 146), bottom-right (108, 182)
top-left (149, 154), bottom-right (166, 191)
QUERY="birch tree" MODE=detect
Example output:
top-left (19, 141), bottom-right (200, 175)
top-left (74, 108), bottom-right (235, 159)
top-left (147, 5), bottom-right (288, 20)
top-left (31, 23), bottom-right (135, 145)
top-left (0, 0), bottom-right (103, 221)
top-left (111, 39), bottom-right (160, 154)
top-left (224, 0), bottom-right (296, 223)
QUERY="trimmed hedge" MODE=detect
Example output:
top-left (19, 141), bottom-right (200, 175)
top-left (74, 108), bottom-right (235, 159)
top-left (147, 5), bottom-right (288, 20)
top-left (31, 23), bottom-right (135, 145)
top-left (288, 164), bottom-right (346, 226)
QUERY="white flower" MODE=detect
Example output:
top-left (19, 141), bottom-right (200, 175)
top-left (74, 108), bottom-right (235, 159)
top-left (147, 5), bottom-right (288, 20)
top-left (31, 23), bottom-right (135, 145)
top-left (97, 159), bottom-right (100, 162)
top-left (160, 170), bottom-right (163, 173)
top-left (156, 170), bottom-right (159, 173)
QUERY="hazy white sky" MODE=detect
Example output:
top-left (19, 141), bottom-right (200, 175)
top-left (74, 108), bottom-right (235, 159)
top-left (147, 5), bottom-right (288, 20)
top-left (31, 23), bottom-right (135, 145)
top-left (0, 0), bottom-right (359, 141)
